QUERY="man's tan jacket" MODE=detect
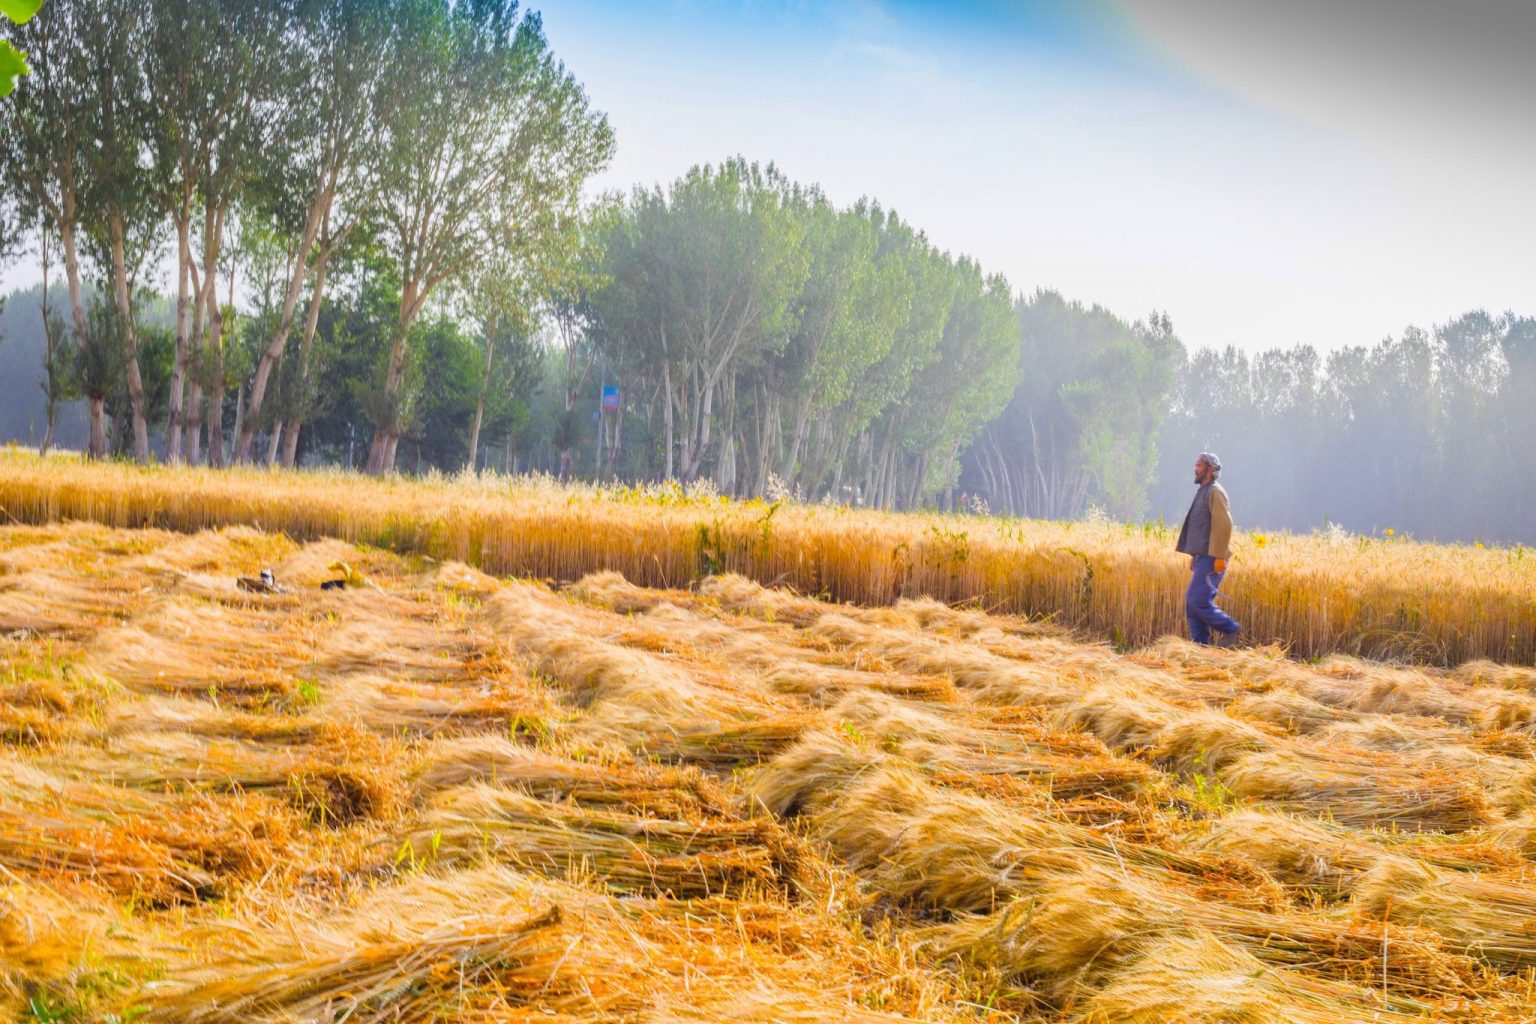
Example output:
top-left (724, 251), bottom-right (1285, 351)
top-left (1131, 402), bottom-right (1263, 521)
top-left (1206, 483), bottom-right (1233, 560)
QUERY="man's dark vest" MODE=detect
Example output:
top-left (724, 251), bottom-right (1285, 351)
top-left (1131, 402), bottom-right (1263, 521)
top-left (1176, 482), bottom-right (1213, 556)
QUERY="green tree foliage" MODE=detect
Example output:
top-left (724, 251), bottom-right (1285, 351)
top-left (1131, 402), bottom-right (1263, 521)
top-left (1061, 311), bottom-right (1181, 521)
top-left (592, 160), bottom-right (1018, 508)
top-left (233, 0), bottom-right (392, 464)
top-left (962, 290), bottom-right (1183, 520)
top-left (592, 159), bottom-right (807, 483)
top-left (756, 188), bottom-right (911, 498)
top-left (362, 0), bottom-right (613, 474)
top-left (0, 0), bottom-right (43, 98)
top-left (905, 263), bottom-right (1019, 500)
top-left (2, 0), bottom-right (98, 402)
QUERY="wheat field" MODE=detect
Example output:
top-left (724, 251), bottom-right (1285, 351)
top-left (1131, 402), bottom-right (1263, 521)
top-left (2, 452), bottom-right (1534, 664)
top-left (5, 501), bottom-right (1536, 1020)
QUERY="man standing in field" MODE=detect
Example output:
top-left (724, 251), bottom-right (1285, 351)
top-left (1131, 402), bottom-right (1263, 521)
top-left (1176, 452), bottom-right (1241, 647)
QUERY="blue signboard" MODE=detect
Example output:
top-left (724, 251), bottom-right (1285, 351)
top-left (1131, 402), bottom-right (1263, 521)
top-left (601, 385), bottom-right (621, 412)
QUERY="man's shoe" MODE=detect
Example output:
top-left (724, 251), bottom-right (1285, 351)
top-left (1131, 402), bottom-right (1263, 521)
top-left (1214, 629), bottom-right (1241, 649)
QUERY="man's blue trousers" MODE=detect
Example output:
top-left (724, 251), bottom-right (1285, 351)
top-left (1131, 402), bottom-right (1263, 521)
top-left (1186, 554), bottom-right (1240, 644)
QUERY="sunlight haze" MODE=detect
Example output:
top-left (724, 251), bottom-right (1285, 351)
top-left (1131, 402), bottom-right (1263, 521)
top-left (532, 0), bottom-right (1535, 354)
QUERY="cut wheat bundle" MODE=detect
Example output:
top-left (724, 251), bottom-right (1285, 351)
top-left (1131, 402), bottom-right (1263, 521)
top-left (927, 865), bottom-right (1479, 1005)
top-left (829, 689), bottom-right (1154, 800)
top-left (413, 735), bottom-right (736, 819)
top-left (1454, 659), bottom-right (1536, 693)
top-left (1228, 687), bottom-right (1360, 734)
top-left (1055, 684), bottom-right (1277, 773)
top-left (147, 904), bottom-right (575, 1023)
top-left (1199, 810), bottom-right (1381, 897)
top-left (0, 793), bottom-right (300, 906)
top-left (808, 612), bottom-right (1084, 709)
top-left (697, 573), bottom-right (830, 627)
top-left (1301, 658), bottom-right (1483, 723)
top-left (786, 759), bottom-right (1207, 913)
top-left (1352, 856), bottom-right (1536, 970)
top-left (1222, 746), bottom-right (1492, 832)
top-left (407, 784), bottom-right (808, 899)
top-left (1073, 930), bottom-right (1432, 1024)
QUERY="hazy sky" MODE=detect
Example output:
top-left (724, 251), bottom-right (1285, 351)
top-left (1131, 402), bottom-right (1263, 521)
top-left (531, 0), bottom-right (1536, 354)
top-left (4, 0), bottom-right (1531, 355)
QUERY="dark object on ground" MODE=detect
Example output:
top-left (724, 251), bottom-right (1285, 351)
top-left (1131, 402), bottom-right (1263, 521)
top-left (237, 569), bottom-right (290, 595)
top-left (320, 579), bottom-right (346, 591)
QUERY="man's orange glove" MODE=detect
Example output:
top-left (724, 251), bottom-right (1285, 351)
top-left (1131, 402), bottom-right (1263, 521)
top-left (1214, 558), bottom-right (1227, 574)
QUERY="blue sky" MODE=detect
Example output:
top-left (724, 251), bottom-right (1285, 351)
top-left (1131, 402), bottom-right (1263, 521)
top-left (3, 1), bottom-right (1529, 356)
top-left (534, 0), bottom-right (1536, 355)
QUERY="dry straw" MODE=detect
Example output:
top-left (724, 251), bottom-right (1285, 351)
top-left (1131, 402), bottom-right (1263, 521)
top-left (11, 518), bottom-right (1536, 1022)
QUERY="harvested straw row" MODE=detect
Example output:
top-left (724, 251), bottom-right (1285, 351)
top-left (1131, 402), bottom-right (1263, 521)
top-left (750, 735), bottom-right (1212, 906)
top-left (1353, 856), bottom-right (1536, 970)
top-left (591, 586), bottom-right (960, 706)
top-left (824, 609), bottom-right (1496, 832)
top-left (146, 866), bottom-right (972, 1024)
top-left (413, 735), bottom-right (737, 819)
top-left (45, 718), bottom-right (409, 826)
top-left (1223, 748), bottom-right (1492, 832)
top-left (754, 735), bottom-right (1503, 1002)
top-left (408, 784), bottom-right (811, 900)
top-left (483, 585), bottom-right (793, 751)
top-left (147, 905), bottom-right (576, 1023)
top-left (1071, 930), bottom-right (1433, 1024)
top-left (0, 792), bottom-right (300, 906)
top-left (925, 864), bottom-right (1481, 1006)
top-left (828, 689), bottom-right (1154, 801)
top-left (5, 452), bottom-right (1534, 663)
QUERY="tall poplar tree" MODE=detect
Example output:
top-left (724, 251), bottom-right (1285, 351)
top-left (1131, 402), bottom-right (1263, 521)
top-left (364, 0), bottom-right (611, 473)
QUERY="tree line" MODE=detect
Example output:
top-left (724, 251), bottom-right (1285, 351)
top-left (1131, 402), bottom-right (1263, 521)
top-left (1, 0), bottom-right (611, 473)
top-left (1149, 310), bottom-right (1536, 545)
top-left (3, 1), bottom-right (1532, 544)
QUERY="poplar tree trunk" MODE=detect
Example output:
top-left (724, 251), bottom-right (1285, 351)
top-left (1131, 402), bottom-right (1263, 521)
top-left (185, 272), bottom-right (206, 464)
top-left (280, 253), bottom-right (330, 470)
top-left (199, 200), bottom-right (232, 468)
top-left (58, 202), bottom-right (89, 352)
top-left (39, 231), bottom-right (58, 458)
top-left (466, 398), bottom-right (485, 474)
top-left (202, 241), bottom-right (226, 468)
top-left (167, 214), bottom-right (193, 462)
top-left (57, 216), bottom-right (105, 456)
top-left (468, 325), bottom-right (492, 475)
top-left (467, 324), bottom-right (492, 475)
top-left (108, 211), bottom-right (150, 463)
top-left (280, 419), bottom-right (302, 469)
top-left (87, 396), bottom-right (107, 459)
top-left (367, 308), bottom-right (415, 474)
top-left (235, 180), bottom-right (333, 463)
top-left (662, 362), bottom-right (674, 479)
top-left (265, 422), bottom-right (283, 466)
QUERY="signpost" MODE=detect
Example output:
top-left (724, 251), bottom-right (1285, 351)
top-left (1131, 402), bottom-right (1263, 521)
top-left (598, 385), bottom-right (622, 475)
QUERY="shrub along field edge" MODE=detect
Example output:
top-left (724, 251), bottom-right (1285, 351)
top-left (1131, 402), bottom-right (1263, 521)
top-left (1, 451), bottom-right (1531, 666)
